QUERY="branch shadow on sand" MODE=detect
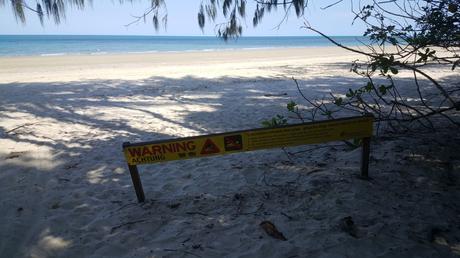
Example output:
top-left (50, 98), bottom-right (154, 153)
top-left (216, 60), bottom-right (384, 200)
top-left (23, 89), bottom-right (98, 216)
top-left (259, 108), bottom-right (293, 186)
top-left (0, 72), bottom-right (459, 257)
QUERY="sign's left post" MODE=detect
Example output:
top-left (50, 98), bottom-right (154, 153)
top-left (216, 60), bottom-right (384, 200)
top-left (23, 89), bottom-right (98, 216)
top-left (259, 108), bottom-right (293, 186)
top-left (123, 142), bottom-right (146, 203)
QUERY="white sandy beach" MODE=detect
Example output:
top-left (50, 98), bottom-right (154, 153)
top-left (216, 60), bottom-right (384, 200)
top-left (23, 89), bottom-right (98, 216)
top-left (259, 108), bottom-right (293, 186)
top-left (1, 47), bottom-right (459, 258)
top-left (0, 47), bottom-right (363, 83)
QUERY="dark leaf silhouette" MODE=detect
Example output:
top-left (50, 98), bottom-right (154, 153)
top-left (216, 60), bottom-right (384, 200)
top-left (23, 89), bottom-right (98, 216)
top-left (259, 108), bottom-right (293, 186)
top-left (260, 220), bottom-right (287, 241)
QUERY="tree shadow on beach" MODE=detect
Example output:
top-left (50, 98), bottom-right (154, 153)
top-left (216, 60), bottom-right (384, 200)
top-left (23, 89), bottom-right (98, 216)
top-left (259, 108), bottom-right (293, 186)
top-left (0, 72), bottom-right (459, 257)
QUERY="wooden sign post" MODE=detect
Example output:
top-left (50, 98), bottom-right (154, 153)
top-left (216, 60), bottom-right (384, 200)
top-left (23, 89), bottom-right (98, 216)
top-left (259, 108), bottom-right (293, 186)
top-left (123, 115), bottom-right (373, 202)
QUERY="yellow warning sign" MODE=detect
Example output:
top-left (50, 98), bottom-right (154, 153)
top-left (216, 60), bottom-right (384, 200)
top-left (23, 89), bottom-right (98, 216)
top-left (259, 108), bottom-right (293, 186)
top-left (123, 116), bottom-right (373, 165)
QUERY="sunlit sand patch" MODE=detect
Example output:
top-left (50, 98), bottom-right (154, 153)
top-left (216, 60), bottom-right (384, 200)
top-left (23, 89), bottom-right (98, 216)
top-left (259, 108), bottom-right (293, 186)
top-left (29, 229), bottom-right (72, 258)
top-left (87, 166), bottom-right (108, 184)
top-left (0, 147), bottom-right (61, 171)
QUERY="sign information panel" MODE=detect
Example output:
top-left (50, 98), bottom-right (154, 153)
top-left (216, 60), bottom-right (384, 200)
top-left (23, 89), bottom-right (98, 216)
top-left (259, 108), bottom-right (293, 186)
top-left (123, 116), bottom-right (373, 166)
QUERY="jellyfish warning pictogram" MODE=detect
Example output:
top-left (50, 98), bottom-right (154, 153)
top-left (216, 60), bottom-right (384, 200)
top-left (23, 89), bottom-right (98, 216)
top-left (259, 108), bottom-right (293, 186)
top-left (200, 138), bottom-right (220, 155)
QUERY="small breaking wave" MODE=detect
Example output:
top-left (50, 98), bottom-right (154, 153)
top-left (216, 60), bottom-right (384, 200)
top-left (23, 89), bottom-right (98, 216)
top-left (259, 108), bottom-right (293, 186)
top-left (40, 53), bottom-right (67, 56)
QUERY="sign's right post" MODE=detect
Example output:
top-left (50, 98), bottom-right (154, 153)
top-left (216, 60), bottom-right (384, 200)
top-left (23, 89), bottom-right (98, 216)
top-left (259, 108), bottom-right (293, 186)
top-left (361, 137), bottom-right (371, 179)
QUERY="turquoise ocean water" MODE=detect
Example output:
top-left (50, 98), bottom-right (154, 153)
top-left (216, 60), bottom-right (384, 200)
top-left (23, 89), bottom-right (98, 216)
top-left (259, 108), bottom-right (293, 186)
top-left (0, 35), bottom-right (367, 57)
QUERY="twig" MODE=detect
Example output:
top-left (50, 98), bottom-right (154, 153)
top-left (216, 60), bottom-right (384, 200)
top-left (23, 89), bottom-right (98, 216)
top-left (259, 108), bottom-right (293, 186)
top-left (287, 144), bottom-right (343, 155)
top-left (164, 249), bottom-right (202, 258)
top-left (321, 0), bottom-right (344, 10)
top-left (240, 202), bottom-right (265, 215)
top-left (5, 123), bottom-right (38, 134)
top-left (281, 211), bottom-right (294, 220)
top-left (281, 148), bottom-right (294, 162)
top-left (114, 202), bottom-right (138, 212)
top-left (111, 219), bottom-right (147, 233)
top-left (186, 211), bottom-right (208, 216)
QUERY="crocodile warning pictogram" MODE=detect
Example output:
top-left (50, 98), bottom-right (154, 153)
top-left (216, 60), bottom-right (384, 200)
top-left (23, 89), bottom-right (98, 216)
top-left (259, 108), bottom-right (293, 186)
top-left (200, 138), bottom-right (220, 155)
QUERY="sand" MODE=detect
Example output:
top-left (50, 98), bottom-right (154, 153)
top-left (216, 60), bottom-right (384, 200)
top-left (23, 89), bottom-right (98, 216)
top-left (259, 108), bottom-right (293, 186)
top-left (0, 47), bottom-right (459, 258)
top-left (0, 47), bottom-right (363, 83)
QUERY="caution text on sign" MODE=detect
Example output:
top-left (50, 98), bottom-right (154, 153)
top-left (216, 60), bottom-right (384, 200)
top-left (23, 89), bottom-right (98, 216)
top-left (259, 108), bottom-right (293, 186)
top-left (123, 116), bottom-right (373, 165)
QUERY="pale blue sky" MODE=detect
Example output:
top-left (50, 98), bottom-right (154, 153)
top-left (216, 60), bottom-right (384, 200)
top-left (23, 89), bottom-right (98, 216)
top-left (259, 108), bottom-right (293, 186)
top-left (0, 1), bottom-right (365, 36)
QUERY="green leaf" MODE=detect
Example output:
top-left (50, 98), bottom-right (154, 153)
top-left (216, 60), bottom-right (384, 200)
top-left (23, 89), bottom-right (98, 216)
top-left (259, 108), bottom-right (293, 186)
top-left (261, 121), bottom-right (272, 128)
top-left (382, 66), bottom-right (389, 74)
top-left (334, 97), bottom-right (343, 106)
top-left (286, 101), bottom-right (297, 112)
top-left (452, 59), bottom-right (459, 70)
top-left (365, 82), bottom-right (373, 92)
top-left (379, 85), bottom-right (387, 95)
top-left (371, 63), bottom-right (377, 72)
top-left (261, 115), bottom-right (288, 128)
top-left (346, 89), bottom-right (355, 98)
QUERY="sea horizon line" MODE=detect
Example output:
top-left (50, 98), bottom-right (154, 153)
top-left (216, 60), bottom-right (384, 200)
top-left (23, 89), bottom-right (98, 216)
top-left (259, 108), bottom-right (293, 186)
top-left (0, 34), bottom-right (364, 38)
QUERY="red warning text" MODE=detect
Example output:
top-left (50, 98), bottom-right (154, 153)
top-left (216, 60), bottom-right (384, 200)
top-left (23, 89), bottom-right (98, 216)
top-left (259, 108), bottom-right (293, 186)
top-left (127, 141), bottom-right (196, 157)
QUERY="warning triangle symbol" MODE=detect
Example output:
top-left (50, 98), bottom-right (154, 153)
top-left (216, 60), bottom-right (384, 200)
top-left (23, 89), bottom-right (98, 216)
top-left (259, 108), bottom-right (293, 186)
top-left (200, 138), bottom-right (220, 155)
